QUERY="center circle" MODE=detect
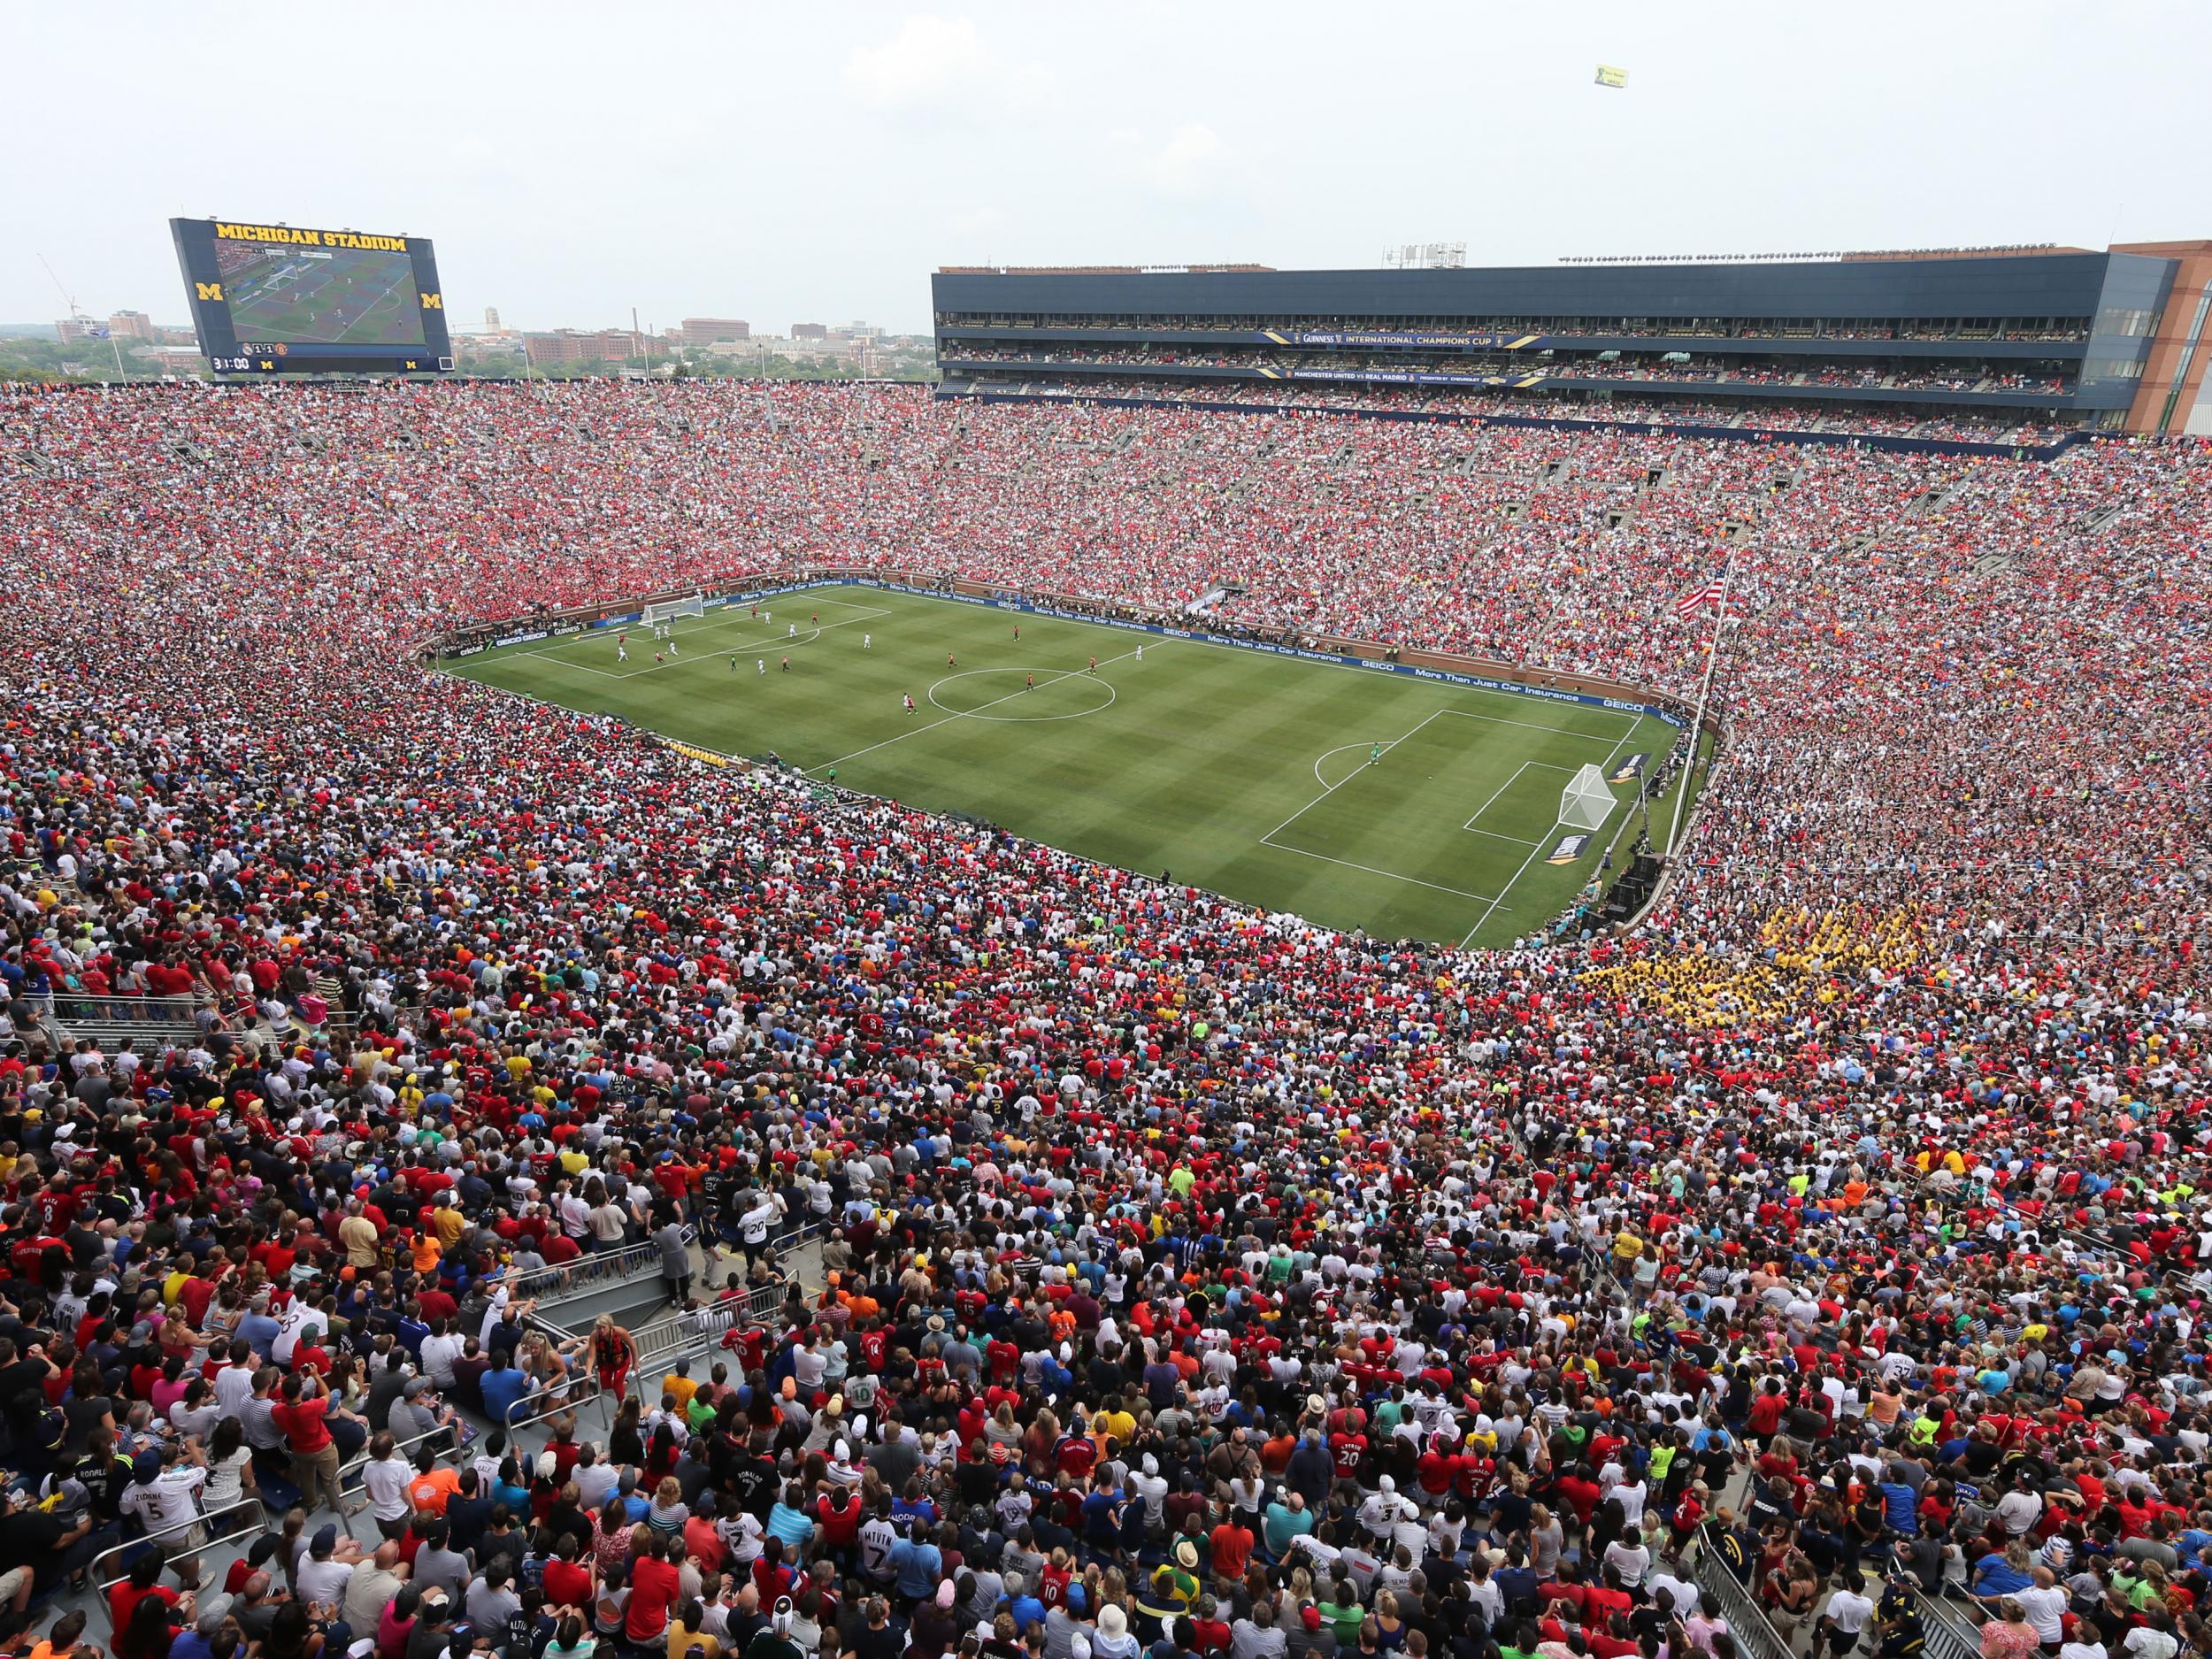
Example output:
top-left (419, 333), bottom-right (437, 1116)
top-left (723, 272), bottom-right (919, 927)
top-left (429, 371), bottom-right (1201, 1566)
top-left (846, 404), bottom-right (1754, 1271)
top-left (926, 668), bottom-right (1118, 722)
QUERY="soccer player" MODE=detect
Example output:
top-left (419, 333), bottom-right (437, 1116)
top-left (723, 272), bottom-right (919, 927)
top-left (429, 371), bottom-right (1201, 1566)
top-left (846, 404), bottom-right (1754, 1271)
top-left (1087, 656), bottom-right (1098, 674)
top-left (1135, 643), bottom-right (1143, 661)
top-left (903, 695), bottom-right (915, 713)
top-left (1370, 742), bottom-right (1382, 766)
top-left (667, 638), bottom-right (678, 656)
top-left (1013, 625), bottom-right (1020, 641)
top-left (1025, 673), bottom-right (1035, 691)
top-left (863, 634), bottom-right (871, 649)
top-left (757, 659), bottom-right (765, 675)
top-left (811, 613), bottom-right (819, 626)
top-left (618, 643), bottom-right (628, 662)
top-left (948, 652), bottom-right (957, 669)
top-left (780, 656), bottom-right (790, 672)
top-left (730, 655), bottom-right (739, 672)
top-left (655, 651), bottom-right (664, 664)
top-left (788, 623), bottom-right (796, 638)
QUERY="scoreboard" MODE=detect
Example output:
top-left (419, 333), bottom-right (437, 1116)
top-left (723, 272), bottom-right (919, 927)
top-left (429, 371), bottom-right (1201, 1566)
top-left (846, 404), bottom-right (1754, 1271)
top-left (171, 217), bottom-right (453, 375)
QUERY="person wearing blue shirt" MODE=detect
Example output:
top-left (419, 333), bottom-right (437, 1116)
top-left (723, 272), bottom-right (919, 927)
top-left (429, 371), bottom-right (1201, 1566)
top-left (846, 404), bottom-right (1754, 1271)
top-left (890, 1526), bottom-right (942, 1605)
top-left (1264, 1492), bottom-right (1316, 1559)
top-left (1005, 1580), bottom-right (1046, 1632)
top-left (1880, 1474), bottom-right (1919, 1536)
top-left (479, 1352), bottom-right (532, 1425)
top-left (236, 1299), bottom-right (282, 1362)
top-left (1972, 1549), bottom-right (2032, 1596)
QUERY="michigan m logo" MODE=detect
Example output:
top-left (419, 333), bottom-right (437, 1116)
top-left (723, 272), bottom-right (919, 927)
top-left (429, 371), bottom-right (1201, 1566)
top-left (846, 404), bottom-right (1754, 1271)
top-left (420, 293), bottom-right (442, 310)
top-left (196, 281), bottom-right (224, 302)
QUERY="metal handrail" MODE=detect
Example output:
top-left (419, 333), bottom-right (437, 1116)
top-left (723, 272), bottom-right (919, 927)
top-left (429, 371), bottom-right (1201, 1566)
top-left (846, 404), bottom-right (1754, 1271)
top-left (92, 1495), bottom-right (270, 1634)
top-left (626, 1280), bottom-right (798, 1402)
top-left (46, 991), bottom-right (358, 1038)
top-left (502, 1225), bottom-right (695, 1304)
top-left (1684, 1523), bottom-right (1796, 1659)
top-left (503, 1379), bottom-right (607, 1440)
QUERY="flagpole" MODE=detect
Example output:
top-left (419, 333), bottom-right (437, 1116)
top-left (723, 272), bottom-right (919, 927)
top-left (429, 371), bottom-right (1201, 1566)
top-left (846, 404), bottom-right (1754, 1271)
top-left (1664, 550), bottom-right (1736, 861)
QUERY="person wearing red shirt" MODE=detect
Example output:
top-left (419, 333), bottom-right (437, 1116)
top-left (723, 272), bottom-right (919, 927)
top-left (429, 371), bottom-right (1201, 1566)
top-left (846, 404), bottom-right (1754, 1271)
top-left (1210, 1512), bottom-right (1254, 1583)
top-left (1746, 1383), bottom-right (1787, 1445)
top-left (274, 1371), bottom-right (349, 1517)
top-left (541, 1534), bottom-right (595, 1608)
top-left (625, 1533), bottom-right (683, 1647)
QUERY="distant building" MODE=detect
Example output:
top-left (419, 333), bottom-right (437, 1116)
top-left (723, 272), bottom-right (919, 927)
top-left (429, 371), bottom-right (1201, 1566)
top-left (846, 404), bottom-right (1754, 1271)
top-left (525, 329), bottom-right (640, 366)
top-left (56, 318), bottom-right (97, 342)
top-left (680, 318), bottom-right (749, 345)
top-left (484, 306), bottom-right (502, 329)
top-left (107, 311), bottom-right (159, 342)
top-left (791, 323), bottom-right (828, 342)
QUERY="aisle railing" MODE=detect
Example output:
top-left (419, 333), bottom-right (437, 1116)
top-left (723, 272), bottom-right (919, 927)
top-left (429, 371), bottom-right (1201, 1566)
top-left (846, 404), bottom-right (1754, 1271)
top-left (92, 1496), bottom-right (270, 1635)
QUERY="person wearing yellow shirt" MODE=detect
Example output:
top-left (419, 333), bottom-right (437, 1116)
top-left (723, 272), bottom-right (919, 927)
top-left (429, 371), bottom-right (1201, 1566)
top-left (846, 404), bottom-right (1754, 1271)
top-left (430, 1196), bottom-right (467, 1252)
top-left (663, 1363), bottom-right (699, 1412)
top-left (338, 1201), bottom-right (381, 1270)
top-left (666, 1609), bottom-right (720, 1659)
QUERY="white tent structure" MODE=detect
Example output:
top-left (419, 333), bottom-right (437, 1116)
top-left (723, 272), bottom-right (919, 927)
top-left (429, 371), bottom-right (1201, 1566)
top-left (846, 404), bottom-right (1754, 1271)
top-left (1558, 763), bottom-right (1617, 833)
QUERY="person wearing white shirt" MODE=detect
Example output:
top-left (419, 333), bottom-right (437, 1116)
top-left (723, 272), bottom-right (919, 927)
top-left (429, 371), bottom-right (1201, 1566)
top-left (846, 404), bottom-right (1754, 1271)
top-left (213, 1356), bottom-right (258, 1418)
top-left (273, 1301), bottom-right (328, 1367)
top-left (120, 1455), bottom-right (208, 1550)
top-left (2012, 1573), bottom-right (2069, 1645)
top-left (1647, 1572), bottom-right (1699, 1619)
top-left (1823, 1585), bottom-right (1876, 1653)
top-left (419, 1325), bottom-right (466, 1387)
top-left (1604, 1538), bottom-right (1651, 1590)
top-left (361, 1434), bottom-right (415, 1540)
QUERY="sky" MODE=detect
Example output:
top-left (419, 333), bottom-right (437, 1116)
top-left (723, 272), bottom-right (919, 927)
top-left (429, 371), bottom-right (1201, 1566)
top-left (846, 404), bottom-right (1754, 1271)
top-left (6, 0), bottom-right (2208, 336)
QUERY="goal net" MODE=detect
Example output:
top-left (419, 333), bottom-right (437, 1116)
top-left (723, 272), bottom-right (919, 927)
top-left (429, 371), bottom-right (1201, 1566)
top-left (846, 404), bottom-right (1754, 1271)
top-left (1558, 764), bottom-right (1617, 833)
top-left (641, 595), bottom-right (706, 627)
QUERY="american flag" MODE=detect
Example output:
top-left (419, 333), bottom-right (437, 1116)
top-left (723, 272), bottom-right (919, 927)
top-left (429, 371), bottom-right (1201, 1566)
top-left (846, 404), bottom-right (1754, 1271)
top-left (1674, 579), bottom-right (1725, 619)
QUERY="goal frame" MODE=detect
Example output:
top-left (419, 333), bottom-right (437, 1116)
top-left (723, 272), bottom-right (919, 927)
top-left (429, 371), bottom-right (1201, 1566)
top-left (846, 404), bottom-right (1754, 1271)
top-left (641, 595), bottom-right (707, 627)
top-left (1557, 763), bottom-right (1617, 833)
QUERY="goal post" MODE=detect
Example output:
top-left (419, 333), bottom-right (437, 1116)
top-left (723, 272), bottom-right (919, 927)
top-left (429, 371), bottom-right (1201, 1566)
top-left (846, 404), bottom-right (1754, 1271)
top-left (641, 594), bottom-right (706, 627)
top-left (1558, 764), bottom-right (1617, 833)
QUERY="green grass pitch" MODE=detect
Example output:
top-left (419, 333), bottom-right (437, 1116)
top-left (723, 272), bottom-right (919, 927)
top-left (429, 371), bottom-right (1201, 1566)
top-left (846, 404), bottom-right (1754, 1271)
top-left (446, 588), bottom-right (1698, 946)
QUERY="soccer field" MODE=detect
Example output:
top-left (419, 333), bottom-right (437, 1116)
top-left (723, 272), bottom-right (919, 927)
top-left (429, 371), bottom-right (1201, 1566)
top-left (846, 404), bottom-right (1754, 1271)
top-left (446, 588), bottom-right (1698, 946)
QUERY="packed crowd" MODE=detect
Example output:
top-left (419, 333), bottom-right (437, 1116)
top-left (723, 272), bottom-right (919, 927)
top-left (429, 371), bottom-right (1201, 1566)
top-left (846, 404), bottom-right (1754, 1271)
top-left (1, 380), bottom-right (2208, 1659)
top-left (945, 379), bottom-right (2070, 445)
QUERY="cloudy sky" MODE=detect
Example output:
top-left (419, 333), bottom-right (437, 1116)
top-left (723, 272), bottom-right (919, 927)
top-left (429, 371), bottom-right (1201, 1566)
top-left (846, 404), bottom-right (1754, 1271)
top-left (7, 0), bottom-right (2206, 335)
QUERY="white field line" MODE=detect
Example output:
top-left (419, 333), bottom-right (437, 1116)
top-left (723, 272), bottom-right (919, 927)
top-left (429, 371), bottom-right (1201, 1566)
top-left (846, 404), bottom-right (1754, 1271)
top-left (1257, 710), bottom-right (1445, 844)
top-left (1432, 704), bottom-right (1643, 741)
top-left (1258, 843), bottom-right (1499, 904)
top-left (500, 603), bottom-right (890, 680)
top-left (1459, 716), bottom-right (1655, 947)
top-left (1461, 760), bottom-right (1576, 831)
top-left (809, 642), bottom-right (1152, 772)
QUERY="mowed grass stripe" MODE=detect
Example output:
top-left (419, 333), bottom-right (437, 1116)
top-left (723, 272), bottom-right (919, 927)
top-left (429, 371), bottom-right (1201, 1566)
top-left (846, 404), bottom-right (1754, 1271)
top-left (447, 588), bottom-right (1689, 945)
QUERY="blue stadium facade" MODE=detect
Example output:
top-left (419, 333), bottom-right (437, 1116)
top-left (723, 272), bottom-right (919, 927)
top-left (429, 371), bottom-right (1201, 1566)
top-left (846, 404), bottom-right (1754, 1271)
top-left (932, 250), bottom-right (2186, 436)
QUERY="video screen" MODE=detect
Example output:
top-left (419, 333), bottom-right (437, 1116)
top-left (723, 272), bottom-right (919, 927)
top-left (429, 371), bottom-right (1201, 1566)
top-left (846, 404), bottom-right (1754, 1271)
top-left (213, 236), bottom-right (427, 347)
